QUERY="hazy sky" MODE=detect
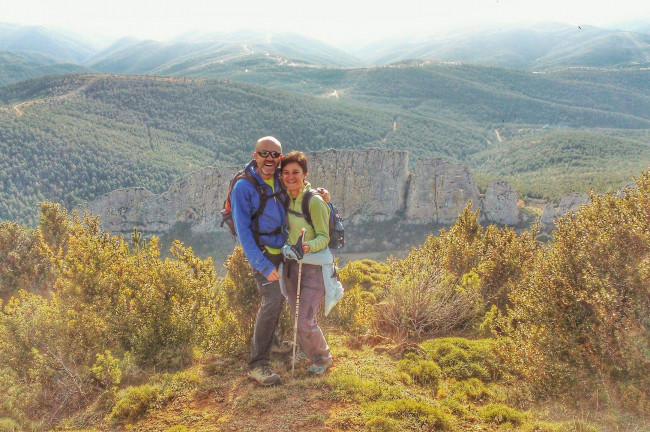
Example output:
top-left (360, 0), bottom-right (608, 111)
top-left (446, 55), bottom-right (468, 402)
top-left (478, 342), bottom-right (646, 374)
top-left (3, 0), bottom-right (650, 45)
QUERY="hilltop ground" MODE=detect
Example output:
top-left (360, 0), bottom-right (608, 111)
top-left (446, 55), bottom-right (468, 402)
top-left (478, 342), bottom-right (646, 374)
top-left (66, 331), bottom-right (646, 432)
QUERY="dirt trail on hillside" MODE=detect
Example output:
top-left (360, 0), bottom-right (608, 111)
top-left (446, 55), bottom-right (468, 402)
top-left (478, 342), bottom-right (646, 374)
top-left (11, 76), bottom-right (100, 118)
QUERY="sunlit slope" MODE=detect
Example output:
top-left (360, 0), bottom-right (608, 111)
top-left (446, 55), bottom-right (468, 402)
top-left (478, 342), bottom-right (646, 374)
top-left (86, 31), bottom-right (361, 74)
top-left (357, 23), bottom-right (650, 69)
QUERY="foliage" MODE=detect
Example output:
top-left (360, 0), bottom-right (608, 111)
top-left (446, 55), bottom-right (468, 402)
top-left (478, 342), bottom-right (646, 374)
top-left (397, 353), bottom-right (441, 390)
top-left (108, 384), bottom-right (161, 424)
top-left (364, 399), bottom-right (451, 431)
top-left (479, 403), bottom-right (526, 425)
top-left (208, 246), bottom-right (259, 355)
top-left (450, 378), bottom-right (492, 403)
top-left (0, 203), bottom-right (218, 429)
top-left (422, 338), bottom-right (501, 382)
top-left (0, 220), bottom-right (52, 300)
top-left (323, 284), bottom-right (375, 334)
top-left (338, 258), bottom-right (390, 300)
top-left (377, 205), bottom-right (540, 340)
top-left (499, 170), bottom-right (650, 412)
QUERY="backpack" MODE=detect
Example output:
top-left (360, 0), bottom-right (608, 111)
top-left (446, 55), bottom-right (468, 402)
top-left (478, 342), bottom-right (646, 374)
top-left (220, 167), bottom-right (285, 242)
top-left (287, 189), bottom-right (345, 249)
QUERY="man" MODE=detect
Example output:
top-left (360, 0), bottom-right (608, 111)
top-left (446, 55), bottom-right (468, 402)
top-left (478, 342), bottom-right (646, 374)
top-left (231, 136), bottom-right (287, 385)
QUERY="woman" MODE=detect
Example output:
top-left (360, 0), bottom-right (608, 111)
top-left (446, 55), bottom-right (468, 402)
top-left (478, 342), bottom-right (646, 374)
top-left (281, 151), bottom-right (333, 375)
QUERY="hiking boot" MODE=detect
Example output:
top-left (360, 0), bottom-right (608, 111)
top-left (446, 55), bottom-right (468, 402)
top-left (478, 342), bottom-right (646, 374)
top-left (289, 349), bottom-right (308, 362)
top-left (247, 364), bottom-right (281, 386)
top-left (308, 357), bottom-right (333, 376)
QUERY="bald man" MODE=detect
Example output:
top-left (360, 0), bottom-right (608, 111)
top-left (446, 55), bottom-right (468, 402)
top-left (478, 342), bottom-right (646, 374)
top-left (230, 136), bottom-right (290, 385)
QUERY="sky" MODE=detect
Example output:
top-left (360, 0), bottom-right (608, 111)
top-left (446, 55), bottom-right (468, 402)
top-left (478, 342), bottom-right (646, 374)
top-left (2, 0), bottom-right (650, 46)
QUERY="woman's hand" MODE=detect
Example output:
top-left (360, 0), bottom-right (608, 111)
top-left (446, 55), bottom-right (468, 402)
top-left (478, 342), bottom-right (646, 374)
top-left (316, 187), bottom-right (331, 203)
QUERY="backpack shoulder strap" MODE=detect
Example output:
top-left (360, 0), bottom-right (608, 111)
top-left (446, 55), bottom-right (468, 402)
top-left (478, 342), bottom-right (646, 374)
top-left (301, 189), bottom-right (316, 228)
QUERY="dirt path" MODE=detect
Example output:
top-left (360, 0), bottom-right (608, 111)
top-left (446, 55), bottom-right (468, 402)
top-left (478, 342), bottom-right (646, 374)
top-left (11, 76), bottom-right (100, 118)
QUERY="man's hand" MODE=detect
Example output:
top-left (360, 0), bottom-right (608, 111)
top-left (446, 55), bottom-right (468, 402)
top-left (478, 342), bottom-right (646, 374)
top-left (302, 242), bottom-right (310, 255)
top-left (316, 187), bottom-right (331, 203)
top-left (266, 269), bottom-right (281, 282)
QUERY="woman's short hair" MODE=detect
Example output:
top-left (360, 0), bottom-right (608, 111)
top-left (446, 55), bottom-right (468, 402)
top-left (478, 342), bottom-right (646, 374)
top-left (282, 151), bottom-right (308, 174)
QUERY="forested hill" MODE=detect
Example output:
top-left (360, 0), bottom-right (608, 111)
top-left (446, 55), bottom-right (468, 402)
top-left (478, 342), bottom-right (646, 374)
top-left (0, 74), bottom-right (487, 224)
top-left (2, 71), bottom-right (649, 225)
top-left (174, 60), bottom-right (650, 129)
top-left (0, 51), bottom-right (91, 86)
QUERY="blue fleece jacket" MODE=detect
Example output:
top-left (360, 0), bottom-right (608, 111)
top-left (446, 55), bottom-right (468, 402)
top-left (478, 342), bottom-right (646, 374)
top-left (231, 160), bottom-right (288, 277)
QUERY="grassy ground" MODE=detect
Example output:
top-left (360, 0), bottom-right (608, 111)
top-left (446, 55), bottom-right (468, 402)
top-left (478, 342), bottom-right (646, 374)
top-left (62, 330), bottom-right (650, 432)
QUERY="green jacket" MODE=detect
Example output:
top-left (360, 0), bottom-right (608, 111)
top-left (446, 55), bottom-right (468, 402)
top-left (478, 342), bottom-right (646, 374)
top-left (286, 181), bottom-right (330, 253)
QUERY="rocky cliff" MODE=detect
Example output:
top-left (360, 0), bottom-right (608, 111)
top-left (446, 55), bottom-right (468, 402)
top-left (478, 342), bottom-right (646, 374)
top-left (85, 149), bottom-right (521, 234)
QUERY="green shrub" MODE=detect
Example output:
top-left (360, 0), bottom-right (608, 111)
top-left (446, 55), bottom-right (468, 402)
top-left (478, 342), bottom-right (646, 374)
top-left (439, 397), bottom-right (470, 418)
top-left (324, 285), bottom-right (374, 333)
top-left (108, 384), bottom-right (160, 424)
top-left (0, 205), bottom-right (218, 428)
top-left (397, 353), bottom-right (441, 390)
top-left (422, 338), bottom-right (500, 382)
top-left (0, 418), bottom-right (20, 432)
top-left (500, 171), bottom-right (650, 409)
top-left (364, 399), bottom-right (451, 431)
top-left (327, 374), bottom-right (385, 403)
top-left (339, 259), bottom-right (390, 300)
top-left (450, 378), bottom-right (491, 402)
top-left (479, 403), bottom-right (525, 425)
top-left (366, 416), bottom-right (400, 432)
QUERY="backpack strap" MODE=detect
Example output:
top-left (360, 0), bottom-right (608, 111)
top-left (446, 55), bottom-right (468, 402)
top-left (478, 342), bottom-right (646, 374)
top-left (286, 189), bottom-right (316, 228)
top-left (241, 169), bottom-right (285, 241)
top-left (301, 189), bottom-right (316, 228)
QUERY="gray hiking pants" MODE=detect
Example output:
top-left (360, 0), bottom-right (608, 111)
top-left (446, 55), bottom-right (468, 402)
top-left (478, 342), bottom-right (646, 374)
top-left (249, 252), bottom-right (285, 369)
top-left (284, 260), bottom-right (332, 364)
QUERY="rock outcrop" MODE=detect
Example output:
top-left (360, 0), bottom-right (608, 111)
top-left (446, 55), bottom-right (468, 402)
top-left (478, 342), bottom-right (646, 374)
top-left (540, 192), bottom-right (590, 225)
top-left (406, 158), bottom-right (480, 224)
top-left (479, 180), bottom-right (521, 225)
top-left (84, 149), bottom-right (521, 234)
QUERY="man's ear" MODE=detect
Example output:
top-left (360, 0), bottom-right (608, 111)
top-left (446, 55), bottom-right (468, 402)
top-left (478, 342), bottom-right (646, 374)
top-left (252, 151), bottom-right (257, 158)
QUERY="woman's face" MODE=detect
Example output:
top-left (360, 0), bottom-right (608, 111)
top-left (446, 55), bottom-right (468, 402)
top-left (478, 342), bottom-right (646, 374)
top-left (282, 161), bottom-right (306, 196)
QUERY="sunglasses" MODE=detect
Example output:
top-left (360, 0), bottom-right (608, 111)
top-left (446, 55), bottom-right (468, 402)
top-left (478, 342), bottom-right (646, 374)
top-left (257, 150), bottom-right (282, 158)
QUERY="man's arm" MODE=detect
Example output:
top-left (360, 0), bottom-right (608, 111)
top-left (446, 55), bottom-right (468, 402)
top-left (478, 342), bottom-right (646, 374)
top-left (231, 181), bottom-right (276, 278)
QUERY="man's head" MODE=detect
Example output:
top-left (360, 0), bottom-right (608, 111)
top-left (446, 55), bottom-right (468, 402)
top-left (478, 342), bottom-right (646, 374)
top-left (254, 136), bottom-right (282, 180)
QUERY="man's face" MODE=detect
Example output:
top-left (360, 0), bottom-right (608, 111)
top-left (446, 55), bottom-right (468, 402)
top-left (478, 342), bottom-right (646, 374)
top-left (254, 139), bottom-right (282, 180)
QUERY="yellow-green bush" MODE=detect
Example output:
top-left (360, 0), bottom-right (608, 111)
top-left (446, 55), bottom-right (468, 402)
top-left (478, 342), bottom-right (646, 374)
top-left (0, 220), bottom-right (53, 301)
top-left (339, 259), bottom-right (390, 300)
top-left (324, 285), bottom-right (375, 333)
top-left (0, 203), bottom-right (218, 429)
top-left (397, 353), bottom-right (441, 390)
top-left (422, 338), bottom-right (500, 382)
top-left (108, 384), bottom-right (161, 424)
top-left (450, 378), bottom-right (491, 403)
top-left (364, 399), bottom-right (452, 431)
top-left (378, 205), bottom-right (538, 340)
top-left (500, 171), bottom-right (650, 411)
top-left (479, 403), bottom-right (525, 425)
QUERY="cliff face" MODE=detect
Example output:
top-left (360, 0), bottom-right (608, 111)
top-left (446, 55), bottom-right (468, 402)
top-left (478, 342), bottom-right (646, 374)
top-left (85, 149), bottom-right (521, 234)
top-left (406, 158), bottom-right (480, 224)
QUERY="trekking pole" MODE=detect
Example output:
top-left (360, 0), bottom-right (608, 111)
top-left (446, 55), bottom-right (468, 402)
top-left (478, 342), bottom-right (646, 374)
top-left (291, 228), bottom-right (306, 379)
